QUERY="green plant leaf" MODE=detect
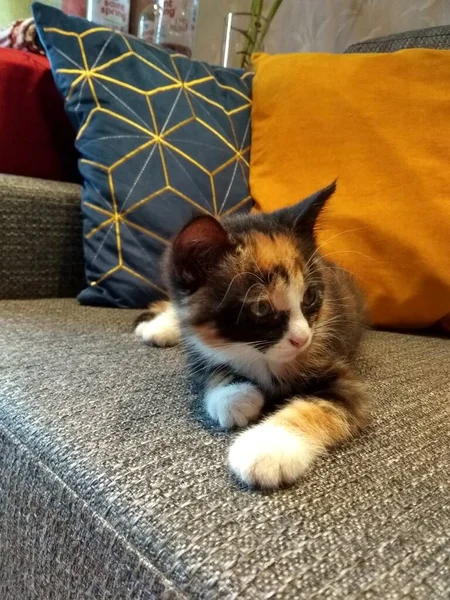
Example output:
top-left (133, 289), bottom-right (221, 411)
top-left (238, 0), bottom-right (285, 69)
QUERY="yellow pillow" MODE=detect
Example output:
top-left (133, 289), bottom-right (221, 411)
top-left (250, 50), bottom-right (450, 328)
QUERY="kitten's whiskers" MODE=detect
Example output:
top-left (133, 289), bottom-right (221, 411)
top-left (304, 227), bottom-right (366, 272)
top-left (217, 271), bottom-right (265, 308)
top-left (236, 282), bottom-right (264, 324)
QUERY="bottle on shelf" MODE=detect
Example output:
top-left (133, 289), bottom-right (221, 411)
top-left (137, 2), bottom-right (159, 44)
top-left (138, 0), bottom-right (199, 58)
top-left (86, 0), bottom-right (131, 32)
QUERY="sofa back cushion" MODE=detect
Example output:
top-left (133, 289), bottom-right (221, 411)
top-left (0, 48), bottom-right (78, 182)
top-left (250, 50), bottom-right (450, 328)
top-left (33, 3), bottom-right (253, 308)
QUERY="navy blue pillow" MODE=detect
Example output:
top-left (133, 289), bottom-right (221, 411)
top-left (33, 3), bottom-right (253, 308)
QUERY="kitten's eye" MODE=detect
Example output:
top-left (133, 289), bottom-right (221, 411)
top-left (250, 300), bottom-right (271, 318)
top-left (302, 287), bottom-right (318, 309)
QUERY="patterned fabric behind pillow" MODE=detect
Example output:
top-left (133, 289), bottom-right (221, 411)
top-left (0, 18), bottom-right (45, 55)
top-left (33, 3), bottom-right (253, 308)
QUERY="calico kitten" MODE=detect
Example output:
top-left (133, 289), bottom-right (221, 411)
top-left (135, 182), bottom-right (369, 489)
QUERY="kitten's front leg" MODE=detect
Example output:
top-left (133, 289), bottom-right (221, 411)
top-left (134, 300), bottom-right (181, 347)
top-left (204, 372), bottom-right (265, 429)
top-left (228, 367), bottom-right (369, 488)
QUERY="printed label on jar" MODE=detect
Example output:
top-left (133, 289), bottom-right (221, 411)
top-left (87, 0), bottom-right (130, 32)
top-left (139, 18), bottom-right (155, 43)
top-left (159, 0), bottom-right (194, 39)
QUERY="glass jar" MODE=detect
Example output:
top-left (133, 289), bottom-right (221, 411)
top-left (138, 0), bottom-right (199, 57)
top-left (138, 2), bottom-right (160, 44)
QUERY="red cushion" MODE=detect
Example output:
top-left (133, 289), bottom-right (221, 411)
top-left (0, 48), bottom-right (79, 182)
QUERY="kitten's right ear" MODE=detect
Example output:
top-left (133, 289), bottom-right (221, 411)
top-left (171, 216), bottom-right (232, 291)
top-left (273, 180), bottom-right (337, 239)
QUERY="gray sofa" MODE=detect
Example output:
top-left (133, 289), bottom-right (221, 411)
top-left (1, 29), bottom-right (450, 600)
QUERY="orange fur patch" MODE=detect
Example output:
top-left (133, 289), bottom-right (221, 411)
top-left (271, 399), bottom-right (352, 447)
top-left (148, 299), bottom-right (171, 316)
top-left (270, 274), bottom-right (304, 312)
top-left (270, 281), bottom-right (290, 312)
top-left (237, 231), bottom-right (305, 311)
top-left (192, 323), bottom-right (223, 347)
top-left (252, 232), bottom-right (300, 273)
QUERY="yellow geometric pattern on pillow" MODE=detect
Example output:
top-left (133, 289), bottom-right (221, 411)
top-left (44, 26), bottom-right (253, 293)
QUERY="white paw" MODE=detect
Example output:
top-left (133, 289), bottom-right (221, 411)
top-left (134, 309), bottom-right (181, 347)
top-left (228, 423), bottom-right (320, 488)
top-left (205, 383), bottom-right (264, 429)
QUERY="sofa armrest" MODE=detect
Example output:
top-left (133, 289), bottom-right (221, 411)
top-left (0, 174), bottom-right (84, 299)
top-left (346, 25), bottom-right (450, 53)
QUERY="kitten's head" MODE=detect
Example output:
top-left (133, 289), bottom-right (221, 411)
top-left (166, 182), bottom-right (336, 365)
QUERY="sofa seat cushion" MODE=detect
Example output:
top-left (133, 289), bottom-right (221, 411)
top-left (1, 299), bottom-right (449, 599)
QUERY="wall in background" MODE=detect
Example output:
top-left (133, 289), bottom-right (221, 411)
top-left (266, 0), bottom-right (450, 54)
top-left (0, 0), bottom-right (34, 24)
top-left (0, 1), bottom-right (68, 25)
top-left (194, 0), bottom-right (247, 64)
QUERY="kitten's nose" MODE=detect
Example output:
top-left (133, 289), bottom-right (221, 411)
top-left (288, 333), bottom-right (310, 349)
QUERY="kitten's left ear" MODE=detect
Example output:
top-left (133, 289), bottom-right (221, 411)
top-left (273, 180), bottom-right (337, 238)
top-left (170, 215), bottom-right (233, 292)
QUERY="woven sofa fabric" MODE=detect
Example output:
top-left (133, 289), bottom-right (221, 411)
top-left (33, 2), bottom-right (253, 309)
top-left (346, 24), bottom-right (450, 53)
top-left (0, 430), bottom-right (185, 600)
top-left (0, 175), bottom-right (84, 300)
top-left (1, 298), bottom-right (449, 599)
